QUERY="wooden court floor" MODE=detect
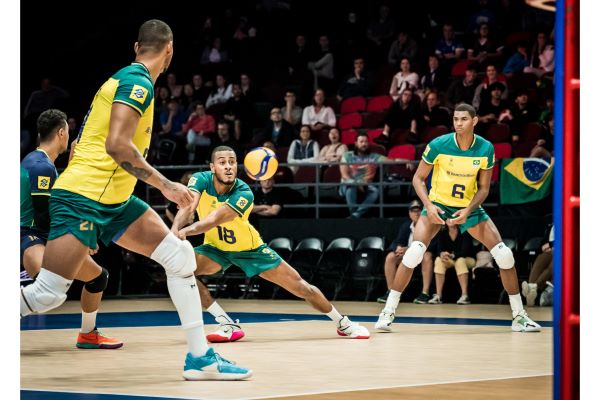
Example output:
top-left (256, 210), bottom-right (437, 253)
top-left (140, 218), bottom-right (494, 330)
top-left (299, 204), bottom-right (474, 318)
top-left (21, 299), bottom-right (553, 400)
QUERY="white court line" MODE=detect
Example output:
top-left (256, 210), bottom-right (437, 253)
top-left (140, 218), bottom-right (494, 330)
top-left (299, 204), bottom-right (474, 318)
top-left (22, 372), bottom-right (552, 400)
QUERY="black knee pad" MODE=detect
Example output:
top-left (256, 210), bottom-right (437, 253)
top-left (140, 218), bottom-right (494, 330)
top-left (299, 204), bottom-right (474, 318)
top-left (85, 268), bottom-right (109, 293)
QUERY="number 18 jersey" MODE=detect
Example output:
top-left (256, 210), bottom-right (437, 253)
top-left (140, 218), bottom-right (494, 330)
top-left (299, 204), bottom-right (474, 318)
top-left (422, 133), bottom-right (495, 208)
top-left (187, 171), bottom-right (263, 251)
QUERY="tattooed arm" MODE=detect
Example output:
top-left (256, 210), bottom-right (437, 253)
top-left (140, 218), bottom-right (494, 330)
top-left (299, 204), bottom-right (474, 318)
top-left (106, 103), bottom-right (192, 207)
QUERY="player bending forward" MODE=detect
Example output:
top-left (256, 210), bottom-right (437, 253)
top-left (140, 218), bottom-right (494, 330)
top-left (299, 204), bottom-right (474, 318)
top-left (375, 103), bottom-right (541, 333)
top-left (172, 146), bottom-right (370, 340)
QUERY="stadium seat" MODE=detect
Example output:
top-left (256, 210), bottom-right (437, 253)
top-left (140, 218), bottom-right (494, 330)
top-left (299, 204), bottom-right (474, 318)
top-left (367, 129), bottom-right (384, 144)
top-left (294, 165), bottom-right (319, 183)
top-left (492, 143), bottom-right (512, 182)
top-left (341, 129), bottom-right (358, 145)
top-left (275, 146), bottom-right (289, 163)
top-left (369, 143), bottom-right (386, 155)
top-left (157, 139), bottom-right (176, 164)
top-left (349, 237), bottom-right (385, 300)
top-left (362, 111), bottom-right (386, 129)
top-left (340, 96), bottom-right (367, 115)
top-left (268, 237), bottom-right (293, 261)
top-left (506, 72), bottom-right (538, 91)
top-left (320, 166), bottom-right (342, 201)
top-left (366, 95), bottom-right (393, 112)
top-left (422, 125), bottom-right (449, 143)
top-left (513, 141), bottom-right (537, 157)
top-left (485, 123), bottom-right (511, 143)
top-left (504, 31), bottom-right (531, 49)
top-left (315, 238), bottom-right (354, 300)
top-left (288, 238), bottom-right (324, 282)
top-left (521, 122), bottom-right (544, 142)
top-left (451, 60), bottom-right (471, 78)
top-left (388, 144), bottom-right (416, 160)
top-left (338, 113), bottom-right (363, 130)
top-left (390, 128), bottom-right (411, 145)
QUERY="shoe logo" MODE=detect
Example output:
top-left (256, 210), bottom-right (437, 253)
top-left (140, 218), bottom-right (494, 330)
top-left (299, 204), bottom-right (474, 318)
top-left (190, 284), bottom-right (196, 289)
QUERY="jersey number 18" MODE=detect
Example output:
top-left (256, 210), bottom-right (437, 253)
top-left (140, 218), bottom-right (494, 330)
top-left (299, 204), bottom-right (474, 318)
top-left (216, 226), bottom-right (237, 244)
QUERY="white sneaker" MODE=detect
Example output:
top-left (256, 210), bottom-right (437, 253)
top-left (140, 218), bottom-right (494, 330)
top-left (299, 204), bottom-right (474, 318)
top-left (428, 294), bottom-right (442, 304)
top-left (457, 295), bottom-right (471, 305)
top-left (374, 309), bottom-right (395, 332)
top-left (521, 281), bottom-right (538, 307)
top-left (540, 282), bottom-right (554, 306)
top-left (336, 316), bottom-right (370, 339)
top-left (511, 310), bottom-right (542, 332)
top-left (206, 318), bottom-right (245, 343)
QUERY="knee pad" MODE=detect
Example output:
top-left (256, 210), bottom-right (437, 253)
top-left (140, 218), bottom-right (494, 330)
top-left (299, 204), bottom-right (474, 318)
top-left (490, 242), bottom-right (515, 270)
top-left (402, 241), bottom-right (427, 269)
top-left (85, 267), bottom-right (109, 293)
top-left (20, 269), bottom-right (71, 314)
top-left (150, 232), bottom-right (197, 277)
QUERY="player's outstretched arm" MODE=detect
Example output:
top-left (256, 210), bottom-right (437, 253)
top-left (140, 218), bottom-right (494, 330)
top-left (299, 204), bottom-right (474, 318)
top-left (172, 191), bottom-right (200, 237)
top-left (412, 160), bottom-right (445, 224)
top-left (179, 204), bottom-right (238, 239)
top-left (105, 103), bottom-right (192, 208)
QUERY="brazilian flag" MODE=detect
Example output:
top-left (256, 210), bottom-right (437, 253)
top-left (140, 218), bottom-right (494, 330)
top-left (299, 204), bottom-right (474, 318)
top-left (499, 158), bottom-right (553, 204)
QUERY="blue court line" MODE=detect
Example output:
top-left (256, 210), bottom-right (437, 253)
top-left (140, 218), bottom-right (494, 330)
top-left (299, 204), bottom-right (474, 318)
top-left (21, 310), bottom-right (552, 331)
top-left (21, 391), bottom-right (193, 400)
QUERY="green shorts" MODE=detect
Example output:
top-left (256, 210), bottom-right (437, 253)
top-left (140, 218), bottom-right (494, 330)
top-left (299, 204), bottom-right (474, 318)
top-left (421, 201), bottom-right (489, 234)
top-left (48, 189), bottom-right (149, 249)
top-left (194, 243), bottom-right (283, 277)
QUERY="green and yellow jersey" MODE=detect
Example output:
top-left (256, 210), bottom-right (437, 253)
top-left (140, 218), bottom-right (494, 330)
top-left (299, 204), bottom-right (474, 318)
top-left (422, 133), bottom-right (495, 208)
top-left (187, 171), bottom-right (263, 252)
top-left (53, 62), bottom-right (154, 204)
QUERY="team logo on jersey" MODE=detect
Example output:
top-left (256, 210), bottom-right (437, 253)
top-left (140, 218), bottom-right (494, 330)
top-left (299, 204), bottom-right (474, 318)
top-left (423, 145), bottom-right (431, 157)
top-left (188, 177), bottom-right (197, 187)
top-left (37, 176), bottom-right (50, 189)
top-left (129, 85), bottom-right (148, 104)
top-left (236, 197), bottom-right (248, 209)
top-left (473, 159), bottom-right (481, 166)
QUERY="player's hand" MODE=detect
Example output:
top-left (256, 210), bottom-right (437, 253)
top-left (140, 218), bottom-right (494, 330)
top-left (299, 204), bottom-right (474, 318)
top-left (447, 208), bottom-right (469, 226)
top-left (88, 245), bottom-right (99, 256)
top-left (426, 204), bottom-right (445, 225)
top-left (162, 181), bottom-right (193, 208)
top-left (176, 228), bottom-right (187, 240)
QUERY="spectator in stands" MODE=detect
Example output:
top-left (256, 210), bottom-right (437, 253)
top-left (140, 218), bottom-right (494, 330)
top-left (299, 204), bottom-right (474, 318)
top-left (240, 73), bottom-right (257, 102)
top-left (183, 103), bottom-right (216, 164)
top-left (339, 132), bottom-right (386, 219)
top-left (500, 90), bottom-right (540, 142)
top-left (253, 107), bottom-right (295, 148)
top-left (366, 5), bottom-right (396, 56)
top-left (388, 31), bottom-right (418, 66)
top-left (287, 125), bottom-right (320, 173)
top-left (192, 74), bottom-right (210, 105)
top-left (429, 225), bottom-right (476, 305)
top-left (466, 23), bottom-right (503, 65)
top-left (205, 74), bottom-right (233, 108)
top-left (422, 91), bottom-right (451, 129)
top-left (288, 34), bottom-right (311, 85)
top-left (530, 112), bottom-right (554, 158)
top-left (23, 78), bottom-right (69, 122)
top-left (472, 64), bottom-right (508, 110)
top-left (159, 98), bottom-right (186, 139)
top-left (375, 88), bottom-right (421, 145)
top-left (200, 37), bottom-right (229, 65)
top-left (377, 200), bottom-right (435, 305)
top-left (444, 65), bottom-right (480, 109)
top-left (337, 57), bottom-right (372, 101)
top-left (251, 177), bottom-right (284, 219)
top-left (539, 96), bottom-right (554, 124)
top-left (282, 90), bottom-right (303, 127)
top-left (318, 128), bottom-right (348, 162)
top-left (207, 121), bottom-right (242, 161)
top-left (521, 224), bottom-right (554, 307)
top-left (155, 86), bottom-right (171, 114)
top-left (420, 54), bottom-right (450, 94)
top-left (224, 83), bottom-right (254, 142)
top-left (166, 72), bottom-right (183, 99)
top-left (308, 35), bottom-right (335, 92)
top-left (503, 41), bottom-right (530, 76)
top-left (467, 0), bottom-right (497, 33)
top-left (477, 82), bottom-right (510, 129)
top-left (524, 31), bottom-right (555, 78)
top-left (389, 57), bottom-right (419, 101)
top-left (434, 23), bottom-right (465, 62)
top-left (181, 84), bottom-right (195, 112)
top-left (302, 89), bottom-right (336, 131)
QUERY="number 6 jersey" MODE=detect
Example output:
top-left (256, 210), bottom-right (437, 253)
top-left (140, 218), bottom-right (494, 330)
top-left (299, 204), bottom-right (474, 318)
top-left (421, 133), bottom-right (495, 208)
top-left (187, 171), bottom-right (263, 251)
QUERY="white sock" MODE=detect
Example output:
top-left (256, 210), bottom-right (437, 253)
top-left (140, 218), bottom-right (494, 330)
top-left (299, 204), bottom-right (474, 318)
top-left (326, 306), bottom-right (343, 324)
top-left (81, 310), bottom-right (98, 333)
top-left (167, 275), bottom-right (209, 357)
top-left (384, 290), bottom-right (402, 313)
top-left (509, 294), bottom-right (525, 318)
top-left (207, 301), bottom-right (233, 324)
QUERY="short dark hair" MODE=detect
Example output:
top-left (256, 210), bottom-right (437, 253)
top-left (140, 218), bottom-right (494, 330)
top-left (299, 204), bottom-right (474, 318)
top-left (37, 109), bottom-right (67, 142)
top-left (137, 19), bottom-right (173, 53)
top-left (355, 131), bottom-right (369, 141)
top-left (454, 103), bottom-right (477, 118)
top-left (211, 146), bottom-right (236, 162)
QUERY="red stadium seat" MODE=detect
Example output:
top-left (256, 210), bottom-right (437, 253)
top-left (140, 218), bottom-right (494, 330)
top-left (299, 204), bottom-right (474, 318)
top-left (491, 143), bottom-right (512, 182)
top-left (451, 60), bottom-right (471, 78)
top-left (504, 31), bottom-right (531, 49)
top-left (341, 129), bottom-right (358, 145)
top-left (422, 125), bottom-right (449, 143)
top-left (362, 111), bottom-right (386, 129)
top-left (294, 165), bottom-right (319, 183)
top-left (366, 95), bottom-right (393, 112)
top-left (367, 129), bottom-right (384, 144)
top-left (340, 96), bottom-right (367, 115)
top-left (520, 122), bottom-right (544, 142)
top-left (388, 144), bottom-right (416, 160)
top-left (338, 113), bottom-right (363, 130)
top-left (485, 124), bottom-right (511, 143)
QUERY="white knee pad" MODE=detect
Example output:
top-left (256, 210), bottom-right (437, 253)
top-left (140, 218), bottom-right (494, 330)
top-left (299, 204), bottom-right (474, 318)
top-left (151, 232), bottom-right (197, 277)
top-left (490, 242), bottom-right (515, 270)
top-left (20, 269), bottom-right (71, 315)
top-left (402, 241), bottom-right (427, 269)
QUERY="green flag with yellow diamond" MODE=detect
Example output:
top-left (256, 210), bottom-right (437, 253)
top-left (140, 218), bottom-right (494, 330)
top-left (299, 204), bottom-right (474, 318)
top-left (499, 158), bottom-right (553, 205)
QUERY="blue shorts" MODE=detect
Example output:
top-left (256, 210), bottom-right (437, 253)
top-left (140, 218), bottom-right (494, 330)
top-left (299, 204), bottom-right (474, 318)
top-left (20, 226), bottom-right (47, 265)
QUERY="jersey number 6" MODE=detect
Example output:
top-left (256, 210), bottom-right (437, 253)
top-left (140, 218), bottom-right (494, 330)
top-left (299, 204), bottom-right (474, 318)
top-left (452, 184), bottom-right (466, 199)
top-left (217, 226), bottom-right (237, 244)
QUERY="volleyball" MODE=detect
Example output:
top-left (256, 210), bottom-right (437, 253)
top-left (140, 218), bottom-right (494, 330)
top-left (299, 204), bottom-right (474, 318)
top-left (244, 147), bottom-right (278, 181)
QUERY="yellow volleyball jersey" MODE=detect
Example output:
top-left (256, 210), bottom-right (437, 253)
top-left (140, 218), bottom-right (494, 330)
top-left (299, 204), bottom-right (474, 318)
top-left (422, 133), bottom-right (495, 207)
top-left (53, 63), bottom-right (154, 204)
top-left (187, 171), bottom-right (264, 251)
